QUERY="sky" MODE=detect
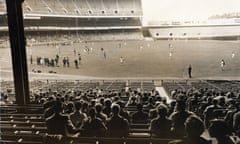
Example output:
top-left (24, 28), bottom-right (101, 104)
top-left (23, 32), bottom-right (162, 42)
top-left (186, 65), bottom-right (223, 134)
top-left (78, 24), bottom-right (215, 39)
top-left (141, 0), bottom-right (240, 22)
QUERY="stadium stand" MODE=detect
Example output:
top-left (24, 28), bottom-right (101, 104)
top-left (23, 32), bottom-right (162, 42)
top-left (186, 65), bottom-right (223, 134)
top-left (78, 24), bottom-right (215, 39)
top-left (20, 0), bottom-right (142, 16)
top-left (0, 0), bottom-right (143, 42)
top-left (148, 26), bottom-right (240, 40)
top-left (0, 0), bottom-right (6, 14)
top-left (1, 0), bottom-right (240, 144)
top-left (1, 79), bottom-right (240, 143)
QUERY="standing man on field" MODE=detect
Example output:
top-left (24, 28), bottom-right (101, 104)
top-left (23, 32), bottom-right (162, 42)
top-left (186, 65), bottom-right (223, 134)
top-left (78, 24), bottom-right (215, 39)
top-left (188, 64), bottom-right (192, 78)
top-left (221, 59), bottom-right (225, 71)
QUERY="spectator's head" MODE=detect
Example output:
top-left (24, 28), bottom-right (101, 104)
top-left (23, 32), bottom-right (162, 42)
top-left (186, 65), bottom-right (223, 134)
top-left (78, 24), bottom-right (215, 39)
top-left (113, 96), bottom-right (120, 102)
top-left (88, 108), bottom-right (96, 118)
top-left (237, 102), bottom-right (240, 110)
top-left (156, 96), bottom-right (162, 102)
top-left (157, 104), bottom-right (168, 117)
top-left (219, 97), bottom-right (225, 106)
top-left (131, 96), bottom-right (136, 102)
top-left (99, 98), bottom-right (105, 105)
top-left (207, 97), bottom-right (212, 103)
top-left (176, 100), bottom-right (186, 111)
top-left (136, 104), bottom-right (143, 111)
top-left (66, 102), bottom-right (74, 112)
top-left (74, 101), bottom-right (82, 111)
top-left (208, 119), bottom-right (231, 138)
top-left (148, 96), bottom-right (153, 103)
top-left (111, 104), bottom-right (120, 115)
top-left (162, 98), bottom-right (167, 104)
top-left (90, 99), bottom-right (96, 107)
top-left (116, 100), bottom-right (125, 109)
top-left (170, 100), bottom-right (176, 107)
top-left (53, 100), bottom-right (63, 113)
top-left (47, 96), bottom-right (55, 101)
top-left (82, 101), bottom-right (89, 112)
top-left (64, 94), bottom-right (69, 101)
top-left (185, 116), bottom-right (205, 138)
top-left (212, 99), bottom-right (218, 105)
top-left (95, 103), bottom-right (103, 113)
top-left (105, 99), bottom-right (112, 107)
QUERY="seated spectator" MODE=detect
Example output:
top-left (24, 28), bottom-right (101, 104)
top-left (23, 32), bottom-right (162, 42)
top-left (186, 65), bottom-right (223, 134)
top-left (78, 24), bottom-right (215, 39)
top-left (64, 102), bottom-right (74, 114)
top-left (43, 96), bottom-right (56, 119)
top-left (224, 101), bottom-right (239, 132)
top-left (209, 119), bottom-right (237, 144)
top-left (70, 101), bottom-right (87, 128)
top-left (81, 101), bottom-right (89, 115)
top-left (103, 99), bottom-right (112, 117)
top-left (43, 96), bottom-right (55, 110)
top-left (126, 96), bottom-right (138, 107)
top-left (168, 100), bottom-right (177, 115)
top-left (204, 99), bottom-right (221, 128)
top-left (150, 104), bottom-right (172, 138)
top-left (106, 104), bottom-right (129, 137)
top-left (233, 104), bottom-right (240, 136)
top-left (117, 101), bottom-right (131, 122)
top-left (145, 96), bottom-right (156, 110)
top-left (170, 100), bottom-right (194, 138)
top-left (169, 116), bottom-right (211, 144)
top-left (149, 106), bottom-right (158, 119)
top-left (81, 108), bottom-right (107, 137)
top-left (132, 103), bottom-right (149, 123)
top-left (95, 103), bottom-right (108, 123)
top-left (46, 100), bottom-right (79, 136)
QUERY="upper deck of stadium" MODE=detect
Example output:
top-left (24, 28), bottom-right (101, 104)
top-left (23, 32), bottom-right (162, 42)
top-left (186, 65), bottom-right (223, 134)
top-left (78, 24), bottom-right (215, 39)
top-left (0, 0), bottom-right (143, 17)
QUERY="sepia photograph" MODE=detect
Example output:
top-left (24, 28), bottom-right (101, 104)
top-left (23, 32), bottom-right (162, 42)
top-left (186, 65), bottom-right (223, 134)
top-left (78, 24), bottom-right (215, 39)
top-left (0, 0), bottom-right (240, 143)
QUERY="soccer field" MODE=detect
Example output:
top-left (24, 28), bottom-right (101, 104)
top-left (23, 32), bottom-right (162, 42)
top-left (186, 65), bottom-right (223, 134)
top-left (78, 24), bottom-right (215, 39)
top-left (1, 39), bottom-right (240, 80)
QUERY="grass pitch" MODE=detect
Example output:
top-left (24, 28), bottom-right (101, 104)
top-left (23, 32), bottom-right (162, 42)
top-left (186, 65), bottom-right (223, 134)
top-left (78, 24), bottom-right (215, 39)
top-left (1, 39), bottom-right (240, 80)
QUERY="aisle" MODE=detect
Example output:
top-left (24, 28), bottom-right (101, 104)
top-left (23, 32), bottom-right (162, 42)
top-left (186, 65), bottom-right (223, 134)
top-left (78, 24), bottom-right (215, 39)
top-left (155, 87), bottom-right (172, 104)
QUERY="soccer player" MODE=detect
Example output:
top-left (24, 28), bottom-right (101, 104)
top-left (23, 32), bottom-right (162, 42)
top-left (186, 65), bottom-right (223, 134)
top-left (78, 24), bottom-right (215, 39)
top-left (231, 52), bottom-right (235, 58)
top-left (221, 59), bottom-right (225, 71)
top-left (147, 43), bottom-right (150, 48)
top-left (119, 43), bottom-right (122, 48)
top-left (78, 55), bottom-right (82, 65)
top-left (73, 48), bottom-right (76, 56)
top-left (120, 56), bottom-right (124, 65)
top-left (169, 51), bottom-right (173, 58)
top-left (103, 51), bottom-right (106, 59)
top-left (74, 59), bottom-right (78, 69)
top-left (188, 65), bottom-right (192, 78)
top-left (56, 45), bottom-right (60, 54)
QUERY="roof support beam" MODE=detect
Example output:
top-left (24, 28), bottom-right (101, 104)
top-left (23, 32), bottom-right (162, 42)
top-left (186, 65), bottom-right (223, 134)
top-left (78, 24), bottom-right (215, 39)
top-left (6, 0), bottom-right (30, 105)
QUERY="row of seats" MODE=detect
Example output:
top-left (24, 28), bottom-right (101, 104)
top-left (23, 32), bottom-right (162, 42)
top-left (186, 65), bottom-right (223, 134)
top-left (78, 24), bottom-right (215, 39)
top-left (162, 80), bottom-right (240, 97)
top-left (0, 104), bottom-right (175, 144)
top-left (1, 80), bottom-right (155, 96)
